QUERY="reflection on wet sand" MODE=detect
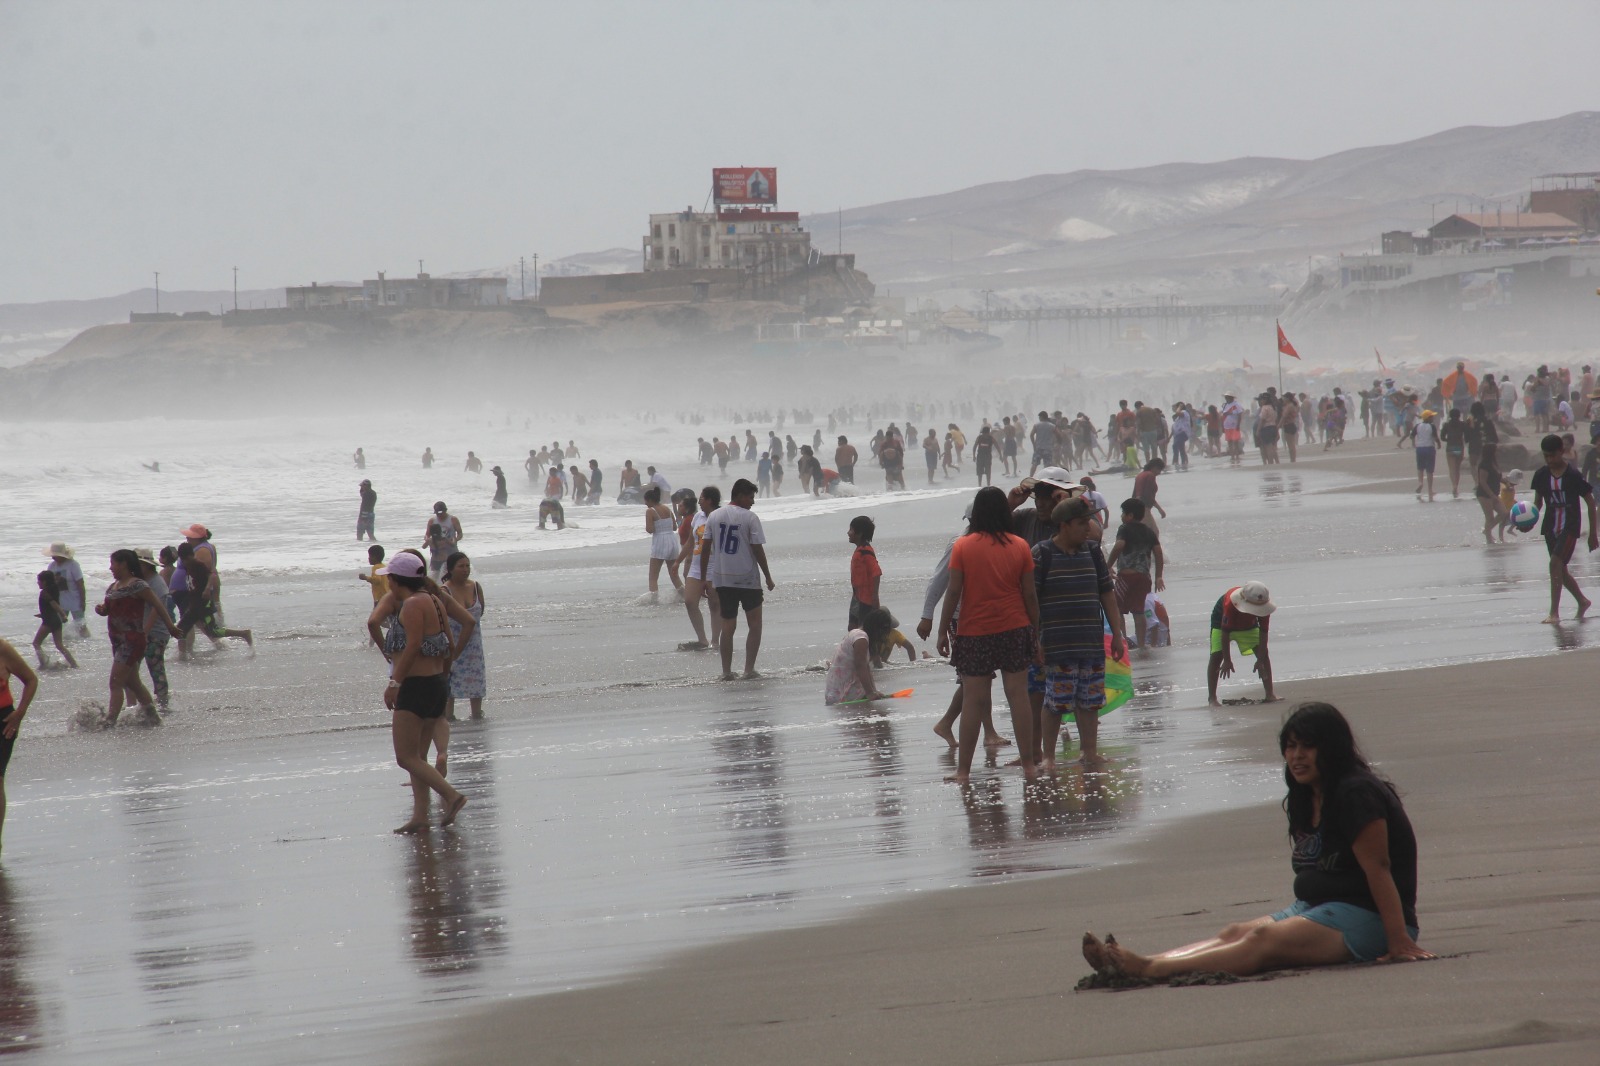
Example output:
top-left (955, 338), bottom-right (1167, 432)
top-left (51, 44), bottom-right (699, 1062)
top-left (1257, 472), bottom-right (1304, 503)
top-left (964, 760), bottom-right (1140, 878)
top-left (399, 728), bottom-right (509, 981)
top-left (708, 710), bottom-right (791, 871)
top-left (0, 872), bottom-right (45, 1054)
top-left (830, 707), bottom-right (907, 854)
top-left (121, 775), bottom-right (256, 1027)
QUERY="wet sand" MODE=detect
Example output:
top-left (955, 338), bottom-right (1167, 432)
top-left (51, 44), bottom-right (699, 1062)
top-left (8, 432), bottom-right (1600, 1063)
top-left (416, 652), bottom-right (1600, 1065)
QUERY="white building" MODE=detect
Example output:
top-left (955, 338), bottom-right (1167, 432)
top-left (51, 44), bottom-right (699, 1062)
top-left (643, 207), bottom-right (813, 275)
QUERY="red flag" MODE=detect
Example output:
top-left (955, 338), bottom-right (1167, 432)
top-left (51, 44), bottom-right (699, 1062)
top-left (1276, 321), bottom-right (1301, 360)
top-left (1243, 359), bottom-right (1253, 369)
top-left (1375, 346), bottom-right (1387, 371)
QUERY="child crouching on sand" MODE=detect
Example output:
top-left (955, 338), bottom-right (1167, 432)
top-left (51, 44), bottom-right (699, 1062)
top-left (1083, 702), bottom-right (1432, 980)
top-left (824, 608), bottom-right (893, 705)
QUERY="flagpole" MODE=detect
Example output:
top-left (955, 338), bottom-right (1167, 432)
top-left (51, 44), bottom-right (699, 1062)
top-left (1276, 320), bottom-right (1284, 397)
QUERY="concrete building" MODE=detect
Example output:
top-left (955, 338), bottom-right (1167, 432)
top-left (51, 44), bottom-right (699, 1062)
top-left (643, 207), bottom-right (813, 276)
top-left (362, 272), bottom-right (508, 307)
top-left (285, 273), bottom-right (508, 310)
top-left (1528, 172), bottom-right (1600, 233)
top-left (285, 283), bottom-right (365, 310)
top-left (1428, 212), bottom-right (1582, 250)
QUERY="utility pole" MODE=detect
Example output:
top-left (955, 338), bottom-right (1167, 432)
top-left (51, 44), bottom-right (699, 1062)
top-left (533, 253), bottom-right (539, 300)
top-left (418, 259), bottom-right (424, 276)
top-left (520, 256), bottom-right (526, 300)
top-left (154, 271), bottom-right (160, 313)
top-left (838, 206), bottom-right (842, 255)
top-left (232, 266), bottom-right (238, 311)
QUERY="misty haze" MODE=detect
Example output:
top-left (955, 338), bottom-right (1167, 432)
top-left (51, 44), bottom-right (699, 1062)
top-left (2, 2), bottom-right (1600, 1064)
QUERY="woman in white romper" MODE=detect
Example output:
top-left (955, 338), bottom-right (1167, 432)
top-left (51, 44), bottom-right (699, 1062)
top-left (645, 486), bottom-right (684, 601)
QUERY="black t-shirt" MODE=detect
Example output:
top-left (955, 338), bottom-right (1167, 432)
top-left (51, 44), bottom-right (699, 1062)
top-left (1113, 521), bottom-right (1158, 573)
top-left (1291, 773), bottom-right (1418, 928)
top-left (1531, 465), bottom-right (1592, 540)
top-left (360, 486), bottom-right (377, 511)
top-left (1439, 421), bottom-right (1466, 453)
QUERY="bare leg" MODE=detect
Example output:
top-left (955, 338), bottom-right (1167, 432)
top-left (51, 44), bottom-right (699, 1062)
top-left (1256, 650), bottom-right (1278, 702)
top-left (952, 676), bottom-right (991, 784)
top-left (1076, 703), bottom-right (1102, 765)
top-left (718, 611), bottom-right (738, 679)
top-left (392, 711), bottom-right (464, 833)
top-left (741, 606), bottom-right (763, 678)
top-left (933, 686), bottom-right (960, 749)
top-left (1206, 650), bottom-right (1224, 706)
top-left (1104, 916), bottom-right (1350, 979)
top-left (469, 697), bottom-right (484, 720)
top-left (680, 577), bottom-right (710, 647)
top-left (648, 558), bottom-right (663, 595)
top-left (57, 633), bottom-right (78, 668)
top-left (998, 668), bottom-right (1036, 780)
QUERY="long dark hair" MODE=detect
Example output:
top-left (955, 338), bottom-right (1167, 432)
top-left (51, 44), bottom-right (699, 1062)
top-left (1278, 702), bottom-right (1383, 832)
top-left (965, 486), bottom-right (1013, 543)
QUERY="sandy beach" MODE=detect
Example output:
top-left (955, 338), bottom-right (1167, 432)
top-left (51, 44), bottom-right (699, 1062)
top-left (415, 652), bottom-right (1600, 1065)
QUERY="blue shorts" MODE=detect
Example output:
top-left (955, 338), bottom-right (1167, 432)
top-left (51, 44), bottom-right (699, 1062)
top-left (1270, 900), bottom-right (1419, 963)
top-left (1045, 659), bottom-right (1106, 717)
top-left (1414, 445), bottom-right (1436, 473)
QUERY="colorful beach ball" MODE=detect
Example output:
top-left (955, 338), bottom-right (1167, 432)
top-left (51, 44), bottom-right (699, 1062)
top-left (1510, 501), bottom-right (1539, 533)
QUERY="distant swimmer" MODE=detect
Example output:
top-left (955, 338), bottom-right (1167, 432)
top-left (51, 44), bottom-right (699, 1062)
top-left (569, 465), bottom-right (590, 505)
top-left (586, 460), bottom-right (603, 504)
top-left (357, 479), bottom-right (377, 541)
top-left (543, 465), bottom-right (564, 501)
top-left (538, 497), bottom-right (565, 530)
top-left (525, 449), bottom-right (540, 483)
top-left (464, 451), bottom-right (483, 474)
top-left (142, 461), bottom-right (161, 473)
top-left (490, 466), bottom-right (508, 508)
top-left (354, 447), bottom-right (366, 470)
top-left (422, 448), bottom-right (434, 469)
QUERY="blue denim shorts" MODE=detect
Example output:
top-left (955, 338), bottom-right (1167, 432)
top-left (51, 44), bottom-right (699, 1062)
top-left (1270, 899), bottom-right (1419, 963)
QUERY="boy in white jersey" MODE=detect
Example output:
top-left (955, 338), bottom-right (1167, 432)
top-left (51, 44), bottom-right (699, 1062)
top-left (675, 485), bottom-right (722, 651)
top-left (698, 479), bottom-right (776, 680)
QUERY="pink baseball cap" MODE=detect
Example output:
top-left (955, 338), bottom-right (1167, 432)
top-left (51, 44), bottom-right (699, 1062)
top-left (375, 554), bottom-right (425, 578)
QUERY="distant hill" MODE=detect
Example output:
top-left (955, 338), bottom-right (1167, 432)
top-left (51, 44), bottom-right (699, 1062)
top-left (797, 111), bottom-right (1600, 308)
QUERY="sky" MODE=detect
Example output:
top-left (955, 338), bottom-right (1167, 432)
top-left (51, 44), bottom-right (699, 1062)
top-left (2, 0), bottom-right (1597, 304)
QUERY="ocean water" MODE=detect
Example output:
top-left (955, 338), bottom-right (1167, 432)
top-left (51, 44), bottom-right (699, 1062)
top-left (3, 412), bottom-right (1596, 1064)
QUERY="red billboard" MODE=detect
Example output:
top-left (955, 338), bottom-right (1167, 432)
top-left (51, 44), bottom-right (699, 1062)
top-left (713, 167), bottom-right (777, 206)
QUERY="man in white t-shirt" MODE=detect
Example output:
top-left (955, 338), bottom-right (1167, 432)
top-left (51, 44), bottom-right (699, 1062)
top-left (647, 466), bottom-right (672, 496)
top-left (45, 543), bottom-right (89, 637)
top-left (698, 478), bottom-right (776, 680)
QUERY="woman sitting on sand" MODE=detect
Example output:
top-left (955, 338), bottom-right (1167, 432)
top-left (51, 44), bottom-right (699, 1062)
top-left (1083, 702), bottom-right (1433, 979)
top-left (824, 608), bottom-right (894, 706)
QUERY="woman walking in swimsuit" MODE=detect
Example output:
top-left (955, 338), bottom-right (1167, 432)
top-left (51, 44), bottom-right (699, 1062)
top-left (372, 552), bottom-right (468, 833)
top-left (95, 549), bottom-right (179, 727)
top-left (439, 552), bottom-right (487, 720)
top-left (0, 638), bottom-right (40, 854)
top-left (644, 486), bottom-right (684, 601)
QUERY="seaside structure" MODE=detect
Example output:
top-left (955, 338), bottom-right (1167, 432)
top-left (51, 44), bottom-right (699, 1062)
top-left (540, 168), bottom-right (873, 311)
top-left (285, 272), bottom-right (507, 310)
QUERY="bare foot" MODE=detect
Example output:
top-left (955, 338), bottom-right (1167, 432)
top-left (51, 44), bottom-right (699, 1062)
top-left (932, 721), bottom-right (957, 750)
top-left (441, 793), bottom-right (468, 827)
top-left (1261, 694), bottom-right (1283, 703)
top-left (719, 671), bottom-right (738, 681)
top-left (678, 641), bottom-right (709, 651)
top-left (983, 734), bottom-right (1014, 749)
top-left (1080, 752), bottom-right (1108, 770)
top-left (1082, 932), bottom-right (1110, 973)
top-left (1578, 597), bottom-right (1592, 621)
top-left (1103, 935), bottom-right (1153, 979)
top-left (741, 669), bottom-right (761, 679)
top-left (1207, 698), bottom-right (1222, 707)
top-left (1541, 614), bottom-right (1559, 625)
top-left (944, 771), bottom-right (971, 786)
top-left (1041, 756), bottom-right (1057, 773)
top-left (393, 820), bottom-right (427, 835)
top-left (243, 632), bottom-right (254, 648)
